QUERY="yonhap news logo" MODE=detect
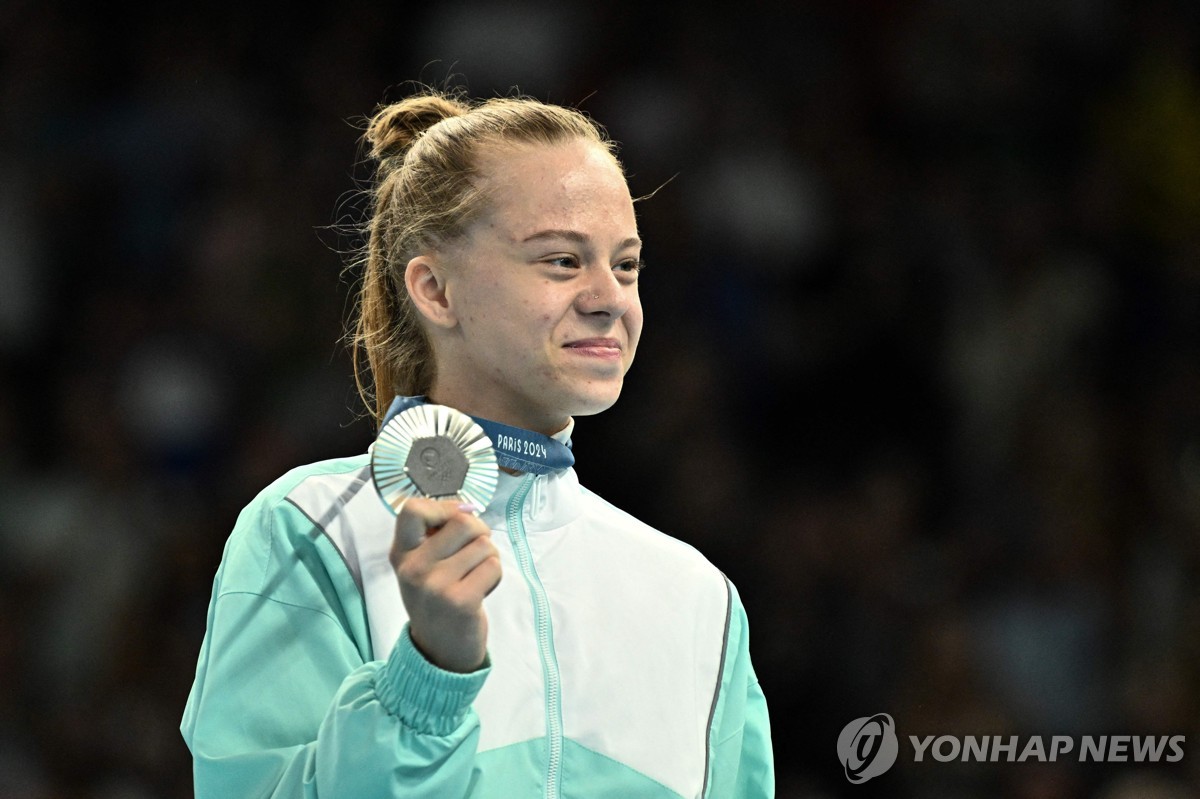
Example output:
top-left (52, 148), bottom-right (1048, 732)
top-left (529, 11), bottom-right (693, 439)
top-left (837, 714), bottom-right (899, 783)
top-left (837, 713), bottom-right (1187, 784)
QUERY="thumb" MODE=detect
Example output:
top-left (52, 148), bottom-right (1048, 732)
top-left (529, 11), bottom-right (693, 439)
top-left (393, 497), bottom-right (475, 553)
top-left (393, 497), bottom-right (448, 552)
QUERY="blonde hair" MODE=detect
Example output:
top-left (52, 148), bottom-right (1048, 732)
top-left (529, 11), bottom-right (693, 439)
top-left (351, 89), bottom-right (617, 425)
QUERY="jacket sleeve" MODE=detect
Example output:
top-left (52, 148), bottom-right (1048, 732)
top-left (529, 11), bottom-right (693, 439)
top-left (706, 580), bottom-right (776, 798)
top-left (181, 495), bottom-right (487, 798)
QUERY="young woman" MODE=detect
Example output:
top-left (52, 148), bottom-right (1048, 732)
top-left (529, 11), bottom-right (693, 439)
top-left (181, 90), bottom-right (774, 798)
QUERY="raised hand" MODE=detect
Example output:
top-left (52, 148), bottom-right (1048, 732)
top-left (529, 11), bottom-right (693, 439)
top-left (390, 498), bottom-right (502, 673)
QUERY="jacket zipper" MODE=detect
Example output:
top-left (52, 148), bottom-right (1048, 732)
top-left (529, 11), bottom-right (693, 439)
top-left (506, 475), bottom-right (564, 799)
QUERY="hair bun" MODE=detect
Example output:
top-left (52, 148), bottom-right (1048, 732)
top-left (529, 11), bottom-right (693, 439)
top-left (365, 95), bottom-right (468, 162)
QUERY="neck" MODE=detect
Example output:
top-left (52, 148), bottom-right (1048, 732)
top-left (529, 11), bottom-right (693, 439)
top-left (426, 391), bottom-right (570, 438)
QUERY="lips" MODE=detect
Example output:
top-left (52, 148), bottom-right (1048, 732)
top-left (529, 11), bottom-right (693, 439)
top-left (564, 338), bottom-right (622, 359)
top-left (565, 338), bottom-right (621, 349)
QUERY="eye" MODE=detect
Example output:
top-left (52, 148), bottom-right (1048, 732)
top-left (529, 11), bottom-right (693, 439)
top-left (547, 255), bottom-right (579, 269)
top-left (614, 258), bottom-right (645, 276)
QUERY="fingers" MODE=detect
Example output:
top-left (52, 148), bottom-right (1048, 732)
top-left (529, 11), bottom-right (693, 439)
top-left (423, 540), bottom-right (501, 614)
top-left (462, 552), bottom-right (503, 599)
top-left (391, 498), bottom-right (494, 585)
top-left (422, 515), bottom-right (490, 561)
top-left (440, 534), bottom-right (501, 587)
top-left (393, 525), bottom-right (501, 604)
top-left (394, 498), bottom-right (478, 553)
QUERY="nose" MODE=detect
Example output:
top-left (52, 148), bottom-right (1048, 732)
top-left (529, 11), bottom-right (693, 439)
top-left (575, 269), bottom-right (630, 317)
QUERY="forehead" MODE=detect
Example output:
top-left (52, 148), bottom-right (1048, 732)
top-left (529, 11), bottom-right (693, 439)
top-left (472, 139), bottom-right (636, 239)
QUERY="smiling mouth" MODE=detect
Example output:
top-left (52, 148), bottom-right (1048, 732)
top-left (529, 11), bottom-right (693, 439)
top-left (564, 338), bottom-right (622, 358)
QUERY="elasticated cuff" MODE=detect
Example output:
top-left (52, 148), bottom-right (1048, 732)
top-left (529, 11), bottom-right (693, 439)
top-left (374, 623), bottom-right (490, 736)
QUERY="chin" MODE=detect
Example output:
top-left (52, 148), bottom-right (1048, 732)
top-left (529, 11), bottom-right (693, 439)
top-left (563, 384), bottom-right (624, 418)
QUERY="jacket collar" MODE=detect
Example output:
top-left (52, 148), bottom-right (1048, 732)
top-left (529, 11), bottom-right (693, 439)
top-left (479, 420), bottom-right (584, 533)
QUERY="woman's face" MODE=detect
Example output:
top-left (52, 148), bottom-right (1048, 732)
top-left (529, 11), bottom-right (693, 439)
top-left (428, 138), bottom-right (643, 435)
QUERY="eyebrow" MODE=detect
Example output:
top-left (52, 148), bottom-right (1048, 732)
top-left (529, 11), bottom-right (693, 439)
top-left (521, 229), bottom-right (642, 250)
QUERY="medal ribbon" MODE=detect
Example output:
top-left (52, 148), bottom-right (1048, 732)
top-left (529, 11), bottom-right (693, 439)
top-left (382, 395), bottom-right (575, 475)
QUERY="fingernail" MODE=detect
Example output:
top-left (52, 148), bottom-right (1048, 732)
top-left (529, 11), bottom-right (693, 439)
top-left (457, 502), bottom-right (481, 513)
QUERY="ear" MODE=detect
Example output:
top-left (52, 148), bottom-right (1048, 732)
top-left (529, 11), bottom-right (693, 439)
top-left (405, 255), bottom-right (457, 329)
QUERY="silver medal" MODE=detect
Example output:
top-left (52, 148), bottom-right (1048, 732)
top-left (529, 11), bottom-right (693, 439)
top-left (371, 403), bottom-right (498, 513)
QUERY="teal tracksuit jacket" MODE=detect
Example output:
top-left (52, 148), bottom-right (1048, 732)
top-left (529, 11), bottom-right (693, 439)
top-left (181, 448), bottom-right (774, 797)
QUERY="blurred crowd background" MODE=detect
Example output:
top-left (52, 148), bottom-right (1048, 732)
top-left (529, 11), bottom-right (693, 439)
top-left (1, 1), bottom-right (1198, 797)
